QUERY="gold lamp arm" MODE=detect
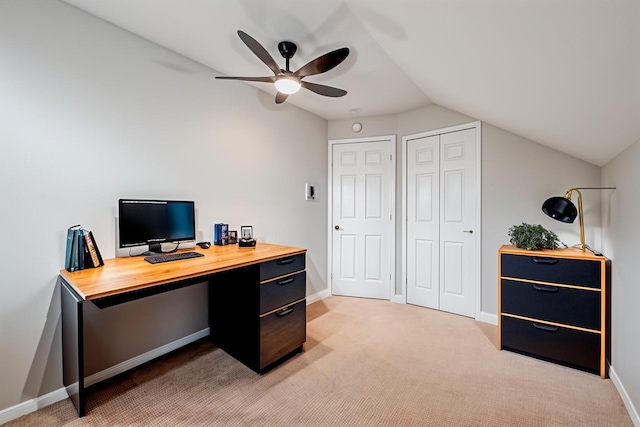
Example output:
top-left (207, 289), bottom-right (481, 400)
top-left (565, 188), bottom-right (586, 252)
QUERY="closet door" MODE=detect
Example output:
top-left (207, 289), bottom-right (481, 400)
top-left (405, 127), bottom-right (478, 318)
top-left (406, 135), bottom-right (440, 309)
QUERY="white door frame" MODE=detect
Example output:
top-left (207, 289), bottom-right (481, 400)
top-left (328, 135), bottom-right (396, 300)
top-left (401, 122), bottom-right (482, 319)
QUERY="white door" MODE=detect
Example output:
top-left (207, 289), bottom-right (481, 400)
top-left (331, 139), bottom-right (394, 300)
top-left (406, 135), bottom-right (440, 308)
top-left (405, 126), bottom-right (479, 317)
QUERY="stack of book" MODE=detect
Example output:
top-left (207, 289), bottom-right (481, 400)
top-left (214, 223), bottom-right (229, 246)
top-left (65, 225), bottom-right (104, 272)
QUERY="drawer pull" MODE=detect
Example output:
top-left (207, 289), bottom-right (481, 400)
top-left (532, 322), bottom-right (559, 332)
top-left (276, 307), bottom-right (295, 317)
top-left (532, 257), bottom-right (559, 265)
top-left (276, 257), bottom-right (295, 265)
top-left (532, 284), bottom-right (559, 293)
top-left (276, 277), bottom-right (295, 286)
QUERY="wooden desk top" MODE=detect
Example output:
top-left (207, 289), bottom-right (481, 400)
top-left (499, 244), bottom-right (606, 260)
top-left (60, 243), bottom-right (306, 301)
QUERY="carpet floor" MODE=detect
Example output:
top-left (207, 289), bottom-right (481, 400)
top-left (4, 296), bottom-right (633, 426)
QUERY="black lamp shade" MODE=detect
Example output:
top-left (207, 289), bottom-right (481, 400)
top-left (541, 196), bottom-right (577, 223)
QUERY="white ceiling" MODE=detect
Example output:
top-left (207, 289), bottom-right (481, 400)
top-left (63, 0), bottom-right (640, 166)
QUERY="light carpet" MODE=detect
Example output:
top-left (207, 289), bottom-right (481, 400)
top-left (4, 296), bottom-right (632, 426)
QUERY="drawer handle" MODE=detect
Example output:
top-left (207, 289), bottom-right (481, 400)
top-left (276, 277), bottom-right (295, 286)
top-left (532, 322), bottom-right (559, 332)
top-left (276, 257), bottom-right (295, 265)
top-left (532, 284), bottom-right (559, 293)
top-left (276, 307), bottom-right (295, 317)
top-left (532, 258), bottom-right (559, 265)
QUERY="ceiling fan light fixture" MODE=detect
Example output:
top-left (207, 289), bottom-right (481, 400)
top-left (274, 76), bottom-right (301, 94)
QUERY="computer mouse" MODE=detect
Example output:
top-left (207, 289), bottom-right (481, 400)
top-left (197, 242), bottom-right (211, 249)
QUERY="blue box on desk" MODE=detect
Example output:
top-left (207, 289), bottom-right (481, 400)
top-left (213, 223), bottom-right (229, 246)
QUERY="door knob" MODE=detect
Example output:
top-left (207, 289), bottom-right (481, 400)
top-left (463, 230), bottom-right (474, 234)
top-left (334, 225), bottom-right (340, 230)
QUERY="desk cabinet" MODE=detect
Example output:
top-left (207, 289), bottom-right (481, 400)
top-left (498, 245), bottom-right (610, 378)
top-left (210, 253), bottom-right (306, 373)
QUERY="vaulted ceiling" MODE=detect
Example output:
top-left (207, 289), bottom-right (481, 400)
top-left (63, 0), bottom-right (640, 166)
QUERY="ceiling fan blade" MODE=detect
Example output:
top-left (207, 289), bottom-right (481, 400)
top-left (215, 76), bottom-right (276, 83)
top-left (293, 47), bottom-right (350, 78)
top-left (275, 92), bottom-right (289, 104)
top-left (237, 30), bottom-right (281, 76)
top-left (301, 81), bottom-right (347, 97)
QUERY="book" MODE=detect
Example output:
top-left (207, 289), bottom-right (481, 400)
top-left (65, 225), bottom-right (80, 270)
top-left (77, 230), bottom-right (85, 270)
top-left (214, 223), bottom-right (229, 246)
top-left (89, 231), bottom-right (104, 266)
top-left (83, 230), bottom-right (103, 268)
top-left (70, 229), bottom-right (80, 272)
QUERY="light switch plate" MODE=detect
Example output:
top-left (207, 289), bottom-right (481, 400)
top-left (305, 183), bottom-right (316, 201)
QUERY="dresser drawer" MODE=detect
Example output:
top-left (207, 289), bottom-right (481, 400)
top-left (260, 300), bottom-right (306, 369)
top-left (260, 271), bottom-right (306, 314)
top-left (501, 280), bottom-right (601, 330)
top-left (501, 254), bottom-right (601, 288)
top-left (260, 254), bottom-right (305, 282)
top-left (501, 316), bottom-right (600, 373)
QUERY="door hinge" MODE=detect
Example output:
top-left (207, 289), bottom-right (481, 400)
top-left (390, 154), bottom-right (393, 161)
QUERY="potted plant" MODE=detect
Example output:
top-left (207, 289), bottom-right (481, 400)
top-left (508, 223), bottom-right (560, 251)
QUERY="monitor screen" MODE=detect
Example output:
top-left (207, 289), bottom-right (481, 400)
top-left (118, 199), bottom-right (196, 249)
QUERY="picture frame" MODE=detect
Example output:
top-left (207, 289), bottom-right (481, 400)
top-left (241, 226), bottom-right (253, 241)
top-left (228, 230), bottom-right (238, 244)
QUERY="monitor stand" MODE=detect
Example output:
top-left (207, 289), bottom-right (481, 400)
top-left (148, 243), bottom-right (163, 254)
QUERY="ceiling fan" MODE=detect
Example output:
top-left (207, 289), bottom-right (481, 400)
top-left (216, 30), bottom-right (350, 104)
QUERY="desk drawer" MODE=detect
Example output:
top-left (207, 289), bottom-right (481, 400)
top-left (260, 300), bottom-right (306, 369)
top-left (260, 271), bottom-right (306, 315)
top-left (501, 254), bottom-right (601, 288)
top-left (501, 315), bottom-right (600, 373)
top-left (501, 280), bottom-right (600, 330)
top-left (260, 254), bottom-right (305, 282)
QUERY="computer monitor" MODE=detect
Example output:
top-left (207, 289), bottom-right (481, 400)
top-left (118, 199), bottom-right (196, 254)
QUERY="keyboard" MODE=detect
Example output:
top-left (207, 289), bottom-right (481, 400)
top-left (144, 251), bottom-right (204, 264)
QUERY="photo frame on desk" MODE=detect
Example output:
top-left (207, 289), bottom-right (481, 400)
top-left (228, 230), bottom-right (238, 244)
top-left (241, 226), bottom-right (253, 241)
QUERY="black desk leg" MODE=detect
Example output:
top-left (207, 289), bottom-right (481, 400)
top-left (61, 280), bottom-right (85, 417)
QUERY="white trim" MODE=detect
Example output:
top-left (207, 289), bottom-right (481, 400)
top-left (0, 328), bottom-right (210, 424)
top-left (328, 135), bottom-right (397, 301)
top-left (0, 388), bottom-right (69, 425)
top-left (478, 311), bottom-right (498, 325)
top-left (306, 289), bottom-right (331, 305)
top-left (400, 121), bottom-right (482, 319)
top-left (610, 366), bottom-right (640, 427)
top-left (85, 328), bottom-right (209, 387)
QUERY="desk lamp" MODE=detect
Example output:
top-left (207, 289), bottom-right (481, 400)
top-left (541, 187), bottom-right (615, 252)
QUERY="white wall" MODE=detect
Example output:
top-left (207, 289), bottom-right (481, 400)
top-left (329, 105), bottom-right (602, 315)
top-left (602, 138), bottom-right (640, 420)
top-left (0, 0), bottom-right (328, 412)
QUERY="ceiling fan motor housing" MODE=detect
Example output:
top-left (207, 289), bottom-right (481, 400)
top-left (277, 41), bottom-right (297, 59)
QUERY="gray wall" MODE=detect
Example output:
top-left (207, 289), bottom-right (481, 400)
top-left (0, 0), bottom-right (328, 412)
top-left (602, 138), bottom-right (640, 417)
top-left (329, 105), bottom-right (602, 315)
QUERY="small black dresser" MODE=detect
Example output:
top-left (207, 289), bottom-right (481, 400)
top-left (498, 245), bottom-right (611, 378)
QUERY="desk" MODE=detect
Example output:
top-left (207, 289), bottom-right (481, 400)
top-left (60, 243), bottom-right (307, 417)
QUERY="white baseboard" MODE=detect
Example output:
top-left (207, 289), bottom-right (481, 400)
top-left (0, 328), bottom-right (210, 425)
top-left (478, 311), bottom-right (498, 325)
top-left (86, 328), bottom-right (209, 387)
top-left (0, 388), bottom-right (69, 425)
top-left (609, 366), bottom-right (640, 426)
top-left (306, 289), bottom-right (331, 305)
